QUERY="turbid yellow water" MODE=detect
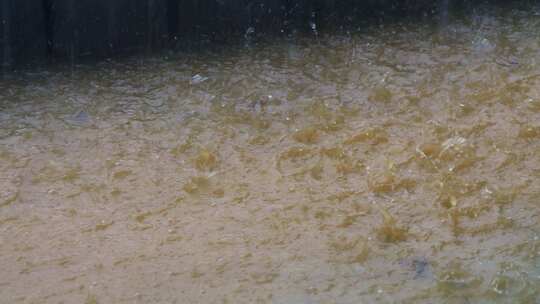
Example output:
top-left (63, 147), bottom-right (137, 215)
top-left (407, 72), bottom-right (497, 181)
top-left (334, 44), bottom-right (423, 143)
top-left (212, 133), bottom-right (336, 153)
top-left (1, 4), bottom-right (540, 303)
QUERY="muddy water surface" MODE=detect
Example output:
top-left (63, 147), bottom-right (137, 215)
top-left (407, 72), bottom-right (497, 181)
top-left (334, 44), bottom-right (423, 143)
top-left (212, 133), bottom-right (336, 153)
top-left (1, 5), bottom-right (540, 304)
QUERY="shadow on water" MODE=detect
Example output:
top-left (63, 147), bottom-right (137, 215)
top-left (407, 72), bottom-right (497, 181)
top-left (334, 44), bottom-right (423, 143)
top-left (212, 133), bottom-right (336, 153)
top-left (0, 0), bottom-right (506, 71)
top-left (0, 0), bottom-right (531, 75)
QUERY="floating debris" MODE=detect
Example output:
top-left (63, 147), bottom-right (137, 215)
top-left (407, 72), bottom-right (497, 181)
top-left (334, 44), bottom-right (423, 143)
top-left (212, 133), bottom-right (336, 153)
top-left (190, 74), bottom-right (209, 85)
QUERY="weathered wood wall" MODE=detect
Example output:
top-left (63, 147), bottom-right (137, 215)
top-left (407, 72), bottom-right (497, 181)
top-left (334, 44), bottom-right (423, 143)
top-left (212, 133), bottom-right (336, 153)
top-left (0, 0), bottom-right (461, 67)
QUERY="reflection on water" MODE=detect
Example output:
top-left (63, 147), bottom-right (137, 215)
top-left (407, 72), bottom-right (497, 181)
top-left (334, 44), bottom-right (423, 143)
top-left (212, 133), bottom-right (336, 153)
top-left (1, 4), bottom-right (540, 303)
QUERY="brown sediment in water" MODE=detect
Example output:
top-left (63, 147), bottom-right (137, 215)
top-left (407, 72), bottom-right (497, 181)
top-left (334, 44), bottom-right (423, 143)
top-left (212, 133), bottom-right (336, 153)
top-left (1, 4), bottom-right (540, 303)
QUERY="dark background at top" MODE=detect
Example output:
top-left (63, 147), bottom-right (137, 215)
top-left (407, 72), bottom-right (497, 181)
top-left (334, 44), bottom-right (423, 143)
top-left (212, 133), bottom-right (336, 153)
top-left (0, 0), bottom-right (523, 68)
